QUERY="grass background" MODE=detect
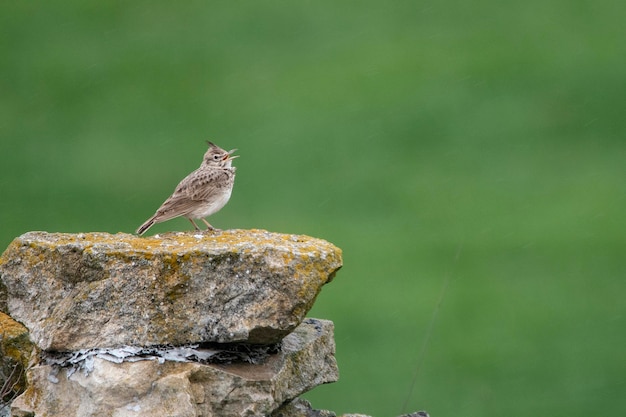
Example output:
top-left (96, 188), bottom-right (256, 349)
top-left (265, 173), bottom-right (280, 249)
top-left (1, 1), bottom-right (625, 416)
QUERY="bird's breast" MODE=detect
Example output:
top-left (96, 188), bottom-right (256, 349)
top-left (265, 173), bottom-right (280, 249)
top-left (189, 187), bottom-right (233, 219)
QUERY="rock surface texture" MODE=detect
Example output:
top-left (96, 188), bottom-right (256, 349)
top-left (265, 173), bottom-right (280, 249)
top-left (0, 230), bottom-right (342, 350)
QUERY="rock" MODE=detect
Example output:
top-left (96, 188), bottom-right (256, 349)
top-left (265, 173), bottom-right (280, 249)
top-left (0, 230), bottom-right (342, 350)
top-left (271, 398), bottom-right (336, 417)
top-left (11, 319), bottom-right (338, 417)
top-left (0, 312), bottom-right (34, 400)
top-left (338, 415), bottom-right (374, 417)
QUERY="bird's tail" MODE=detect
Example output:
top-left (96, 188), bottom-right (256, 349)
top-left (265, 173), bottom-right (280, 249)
top-left (136, 216), bottom-right (156, 236)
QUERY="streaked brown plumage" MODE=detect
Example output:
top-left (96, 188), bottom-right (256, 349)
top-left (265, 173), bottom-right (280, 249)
top-left (136, 141), bottom-right (238, 236)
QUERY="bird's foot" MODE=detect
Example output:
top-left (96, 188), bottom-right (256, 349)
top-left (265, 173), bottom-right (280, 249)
top-left (200, 218), bottom-right (220, 232)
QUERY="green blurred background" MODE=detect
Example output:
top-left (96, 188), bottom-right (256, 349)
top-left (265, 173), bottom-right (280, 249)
top-left (1, 1), bottom-right (625, 416)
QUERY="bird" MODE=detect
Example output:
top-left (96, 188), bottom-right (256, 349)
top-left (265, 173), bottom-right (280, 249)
top-left (136, 141), bottom-right (238, 236)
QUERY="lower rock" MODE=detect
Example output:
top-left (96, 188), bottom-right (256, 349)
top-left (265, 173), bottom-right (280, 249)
top-left (271, 398), bottom-right (336, 417)
top-left (11, 319), bottom-right (337, 417)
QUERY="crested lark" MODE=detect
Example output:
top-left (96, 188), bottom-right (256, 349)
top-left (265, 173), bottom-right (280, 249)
top-left (136, 141), bottom-right (238, 236)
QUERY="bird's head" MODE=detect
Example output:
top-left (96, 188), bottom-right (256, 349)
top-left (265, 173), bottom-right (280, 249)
top-left (203, 141), bottom-right (238, 167)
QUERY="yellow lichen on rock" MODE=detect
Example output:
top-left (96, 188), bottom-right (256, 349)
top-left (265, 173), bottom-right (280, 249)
top-left (0, 229), bottom-right (342, 350)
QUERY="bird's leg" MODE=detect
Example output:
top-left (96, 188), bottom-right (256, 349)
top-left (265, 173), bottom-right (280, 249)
top-left (201, 218), bottom-right (220, 231)
top-left (188, 218), bottom-right (201, 231)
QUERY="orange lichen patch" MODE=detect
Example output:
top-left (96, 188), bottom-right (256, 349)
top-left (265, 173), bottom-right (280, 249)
top-left (0, 312), bottom-right (27, 339)
top-left (0, 312), bottom-right (34, 376)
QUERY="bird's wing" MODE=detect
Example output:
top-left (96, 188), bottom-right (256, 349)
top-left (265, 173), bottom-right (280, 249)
top-left (151, 171), bottom-right (203, 220)
top-left (150, 168), bottom-right (231, 221)
top-left (183, 169), bottom-right (232, 201)
top-left (152, 191), bottom-right (198, 221)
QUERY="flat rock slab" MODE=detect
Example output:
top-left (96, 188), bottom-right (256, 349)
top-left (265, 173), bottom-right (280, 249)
top-left (11, 319), bottom-right (339, 417)
top-left (0, 230), bottom-right (342, 350)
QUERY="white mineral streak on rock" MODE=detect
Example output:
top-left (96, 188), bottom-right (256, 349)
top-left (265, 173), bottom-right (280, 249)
top-left (11, 319), bottom-right (338, 417)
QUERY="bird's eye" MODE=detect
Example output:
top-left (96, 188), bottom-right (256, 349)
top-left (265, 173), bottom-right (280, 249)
top-left (213, 154), bottom-right (220, 160)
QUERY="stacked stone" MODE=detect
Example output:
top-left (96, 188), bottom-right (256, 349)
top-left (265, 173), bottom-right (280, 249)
top-left (0, 229), bottom-right (342, 417)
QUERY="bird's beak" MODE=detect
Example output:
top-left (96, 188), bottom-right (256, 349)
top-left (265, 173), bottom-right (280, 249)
top-left (223, 149), bottom-right (239, 160)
